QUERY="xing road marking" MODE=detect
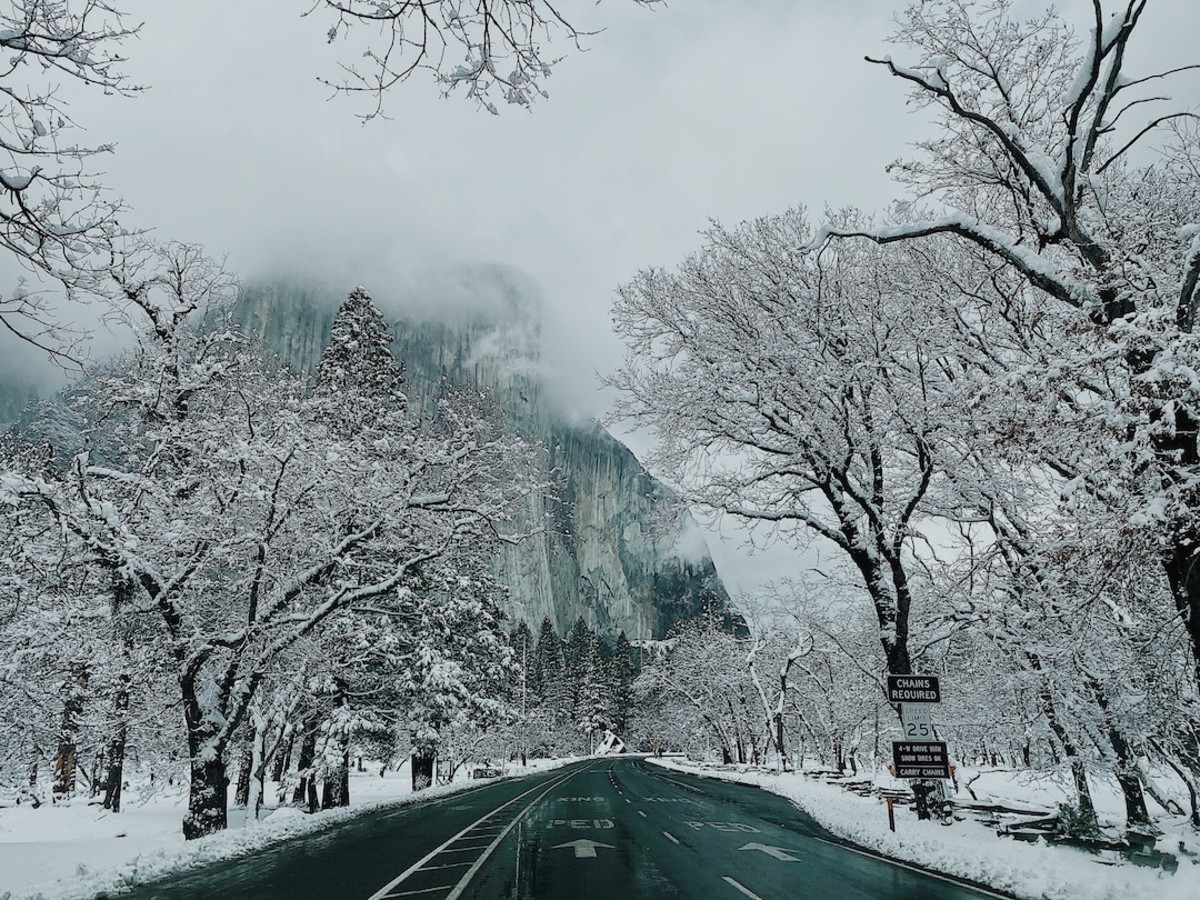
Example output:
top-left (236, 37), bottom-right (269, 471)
top-left (662, 830), bottom-right (680, 844)
top-left (738, 842), bottom-right (800, 861)
top-left (722, 876), bottom-right (765, 900)
top-left (552, 838), bottom-right (616, 859)
top-left (367, 764), bottom-right (586, 900)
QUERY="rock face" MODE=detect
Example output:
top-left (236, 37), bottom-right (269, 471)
top-left (232, 269), bottom-right (727, 639)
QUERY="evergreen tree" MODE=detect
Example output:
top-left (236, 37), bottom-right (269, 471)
top-left (574, 631), bottom-right (611, 745)
top-left (563, 616), bottom-right (591, 715)
top-left (510, 621), bottom-right (534, 714)
top-left (610, 631), bottom-right (638, 735)
top-left (533, 617), bottom-right (567, 716)
top-left (314, 286), bottom-right (405, 409)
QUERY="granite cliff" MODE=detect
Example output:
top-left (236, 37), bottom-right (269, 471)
top-left (231, 269), bottom-right (728, 640)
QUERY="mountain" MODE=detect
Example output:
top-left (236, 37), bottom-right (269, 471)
top-left (231, 268), bottom-right (728, 640)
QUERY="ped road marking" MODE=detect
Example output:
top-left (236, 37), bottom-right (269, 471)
top-left (368, 765), bottom-right (585, 900)
top-left (547, 818), bottom-right (614, 829)
top-left (552, 838), bottom-right (615, 859)
top-left (684, 821), bottom-right (761, 833)
top-left (722, 876), bottom-right (764, 900)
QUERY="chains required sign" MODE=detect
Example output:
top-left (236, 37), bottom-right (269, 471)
top-left (886, 675), bottom-right (941, 704)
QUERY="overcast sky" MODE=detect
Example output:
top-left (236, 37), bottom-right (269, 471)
top-left (21, 0), bottom-right (1200, 595)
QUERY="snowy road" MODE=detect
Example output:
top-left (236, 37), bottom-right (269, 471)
top-left (118, 759), bottom-right (1003, 899)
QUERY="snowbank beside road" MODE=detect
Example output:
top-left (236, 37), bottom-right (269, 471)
top-left (0, 758), bottom-right (576, 900)
top-left (648, 758), bottom-right (1198, 900)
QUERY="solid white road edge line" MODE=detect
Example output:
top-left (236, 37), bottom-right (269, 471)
top-left (812, 837), bottom-right (1011, 899)
top-left (722, 876), bottom-right (764, 900)
top-left (444, 766), bottom-right (587, 900)
top-left (366, 765), bottom-right (585, 900)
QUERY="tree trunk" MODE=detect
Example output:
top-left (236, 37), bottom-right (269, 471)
top-left (1161, 482), bottom-right (1200, 693)
top-left (293, 716), bottom-right (319, 812)
top-left (411, 748), bottom-right (435, 792)
top-left (234, 743), bottom-right (253, 808)
top-left (1151, 738), bottom-right (1200, 828)
top-left (183, 754), bottom-right (229, 840)
top-left (1032, 661), bottom-right (1097, 827)
top-left (271, 729), bottom-right (294, 784)
top-left (101, 676), bottom-right (130, 812)
top-left (248, 715), bottom-right (267, 821)
top-left (53, 661), bottom-right (89, 799)
top-left (321, 744), bottom-right (351, 809)
top-left (1090, 679), bottom-right (1152, 831)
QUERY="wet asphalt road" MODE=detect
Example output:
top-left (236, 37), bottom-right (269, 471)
top-left (117, 758), bottom-right (1001, 899)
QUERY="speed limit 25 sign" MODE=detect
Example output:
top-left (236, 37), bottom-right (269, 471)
top-left (900, 702), bottom-right (934, 739)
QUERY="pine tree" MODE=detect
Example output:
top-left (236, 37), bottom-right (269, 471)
top-left (314, 286), bottom-right (405, 408)
top-left (510, 621), bottom-right (534, 713)
top-left (610, 631), bottom-right (638, 735)
top-left (563, 616), bottom-right (592, 716)
top-left (574, 631), bottom-right (611, 745)
top-left (533, 617), bottom-right (568, 719)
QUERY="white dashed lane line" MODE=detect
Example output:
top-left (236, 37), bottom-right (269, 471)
top-left (662, 830), bottom-right (680, 845)
top-left (722, 876), bottom-right (764, 900)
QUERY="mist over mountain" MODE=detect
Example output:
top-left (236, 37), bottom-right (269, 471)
top-left (230, 266), bottom-right (729, 640)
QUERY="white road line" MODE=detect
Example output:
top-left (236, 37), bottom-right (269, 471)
top-left (637, 810), bottom-right (646, 817)
top-left (722, 876), bottom-right (764, 900)
top-left (649, 772), bottom-right (707, 795)
top-left (444, 766), bottom-right (587, 900)
top-left (663, 830), bottom-right (680, 844)
top-left (385, 886), bottom-right (456, 898)
top-left (811, 837), bottom-right (1012, 899)
top-left (366, 766), bottom-right (584, 900)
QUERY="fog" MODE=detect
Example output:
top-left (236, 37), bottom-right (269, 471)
top-left (6, 0), bottom-right (1199, 594)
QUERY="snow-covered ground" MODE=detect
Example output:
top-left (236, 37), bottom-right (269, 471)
top-left (648, 757), bottom-right (1199, 900)
top-left (0, 758), bottom-right (575, 900)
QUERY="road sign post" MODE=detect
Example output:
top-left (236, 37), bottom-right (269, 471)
top-left (887, 674), bottom-right (948, 823)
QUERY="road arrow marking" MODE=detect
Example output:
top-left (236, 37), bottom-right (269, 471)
top-left (738, 842), bottom-right (801, 862)
top-left (553, 839), bottom-right (615, 859)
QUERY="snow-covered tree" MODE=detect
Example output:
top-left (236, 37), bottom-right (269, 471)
top-left (0, 1), bottom-right (140, 355)
top-left (309, 0), bottom-right (663, 117)
top-left (812, 0), bottom-right (1200, 693)
top-left (0, 257), bottom-right (532, 838)
top-left (610, 208), bottom-right (973, 678)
